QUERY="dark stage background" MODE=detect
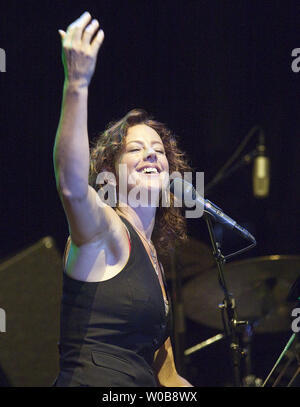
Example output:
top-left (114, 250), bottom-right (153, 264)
top-left (1, 0), bottom-right (300, 387)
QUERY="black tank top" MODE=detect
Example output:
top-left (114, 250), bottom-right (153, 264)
top-left (54, 216), bottom-right (172, 387)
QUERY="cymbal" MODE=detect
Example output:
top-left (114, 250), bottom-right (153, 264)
top-left (162, 237), bottom-right (215, 280)
top-left (182, 255), bottom-right (300, 333)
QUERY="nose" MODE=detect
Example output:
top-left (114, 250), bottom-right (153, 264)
top-left (143, 146), bottom-right (157, 162)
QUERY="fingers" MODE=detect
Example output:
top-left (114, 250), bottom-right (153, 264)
top-left (82, 19), bottom-right (99, 45)
top-left (60, 12), bottom-right (104, 50)
top-left (65, 11), bottom-right (91, 46)
top-left (67, 11), bottom-right (92, 43)
top-left (91, 29), bottom-right (105, 55)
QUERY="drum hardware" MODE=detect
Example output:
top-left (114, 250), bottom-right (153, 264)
top-left (184, 333), bottom-right (224, 356)
top-left (183, 326), bottom-right (264, 386)
top-left (262, 333), bottom-right (300, 387)
top-left (183, 256), bottom-right (300, 386)
top-left (183, 256), bottom-right (300, 333)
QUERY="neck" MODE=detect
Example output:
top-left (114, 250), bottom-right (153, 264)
top-left (116, 204), bottom-right (156, 241)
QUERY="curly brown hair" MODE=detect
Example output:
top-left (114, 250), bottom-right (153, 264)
top-left (89, 108), bottom-right (192, 256)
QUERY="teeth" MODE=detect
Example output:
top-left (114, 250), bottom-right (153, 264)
top-left (142, 167), bottom-right (158, 174)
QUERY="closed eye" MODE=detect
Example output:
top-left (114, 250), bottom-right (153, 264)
top-left (128, 148), bottom-right (165, 154)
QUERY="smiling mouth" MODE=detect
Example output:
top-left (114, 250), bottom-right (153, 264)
top-left (138, 167), bottom-right (160, 174)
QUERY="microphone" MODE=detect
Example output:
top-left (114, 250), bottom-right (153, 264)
top-left (170, 178), bottom-right (256, 244)
top-left (253, 131), bottom-right (270, 198)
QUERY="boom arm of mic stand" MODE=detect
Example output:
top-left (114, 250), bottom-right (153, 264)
top-left (204, 213), bottom-right (248, 387)
top-left (206, 149), bottom-right (258, 195)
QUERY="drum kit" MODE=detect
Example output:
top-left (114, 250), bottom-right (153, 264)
top-left (164, 237), bottom-right (300, 387)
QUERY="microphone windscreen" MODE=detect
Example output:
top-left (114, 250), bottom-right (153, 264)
top-left (253, 156), bottom-right (270, 198)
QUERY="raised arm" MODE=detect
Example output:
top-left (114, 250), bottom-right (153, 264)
top-left (53, 12), bottom-right (111, 246)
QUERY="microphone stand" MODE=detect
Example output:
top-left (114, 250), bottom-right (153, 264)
top-left (204, 213), bottom-right (248, 387)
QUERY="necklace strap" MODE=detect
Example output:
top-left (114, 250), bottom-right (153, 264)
top-left (132, 222), bottom-right (170, 314)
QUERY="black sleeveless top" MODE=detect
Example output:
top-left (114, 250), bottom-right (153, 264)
top-left (54, 216), bottom-right (172, 387)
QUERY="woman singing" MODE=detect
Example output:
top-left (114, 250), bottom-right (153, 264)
top-left (53, 11), bottom-right (193, 387)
